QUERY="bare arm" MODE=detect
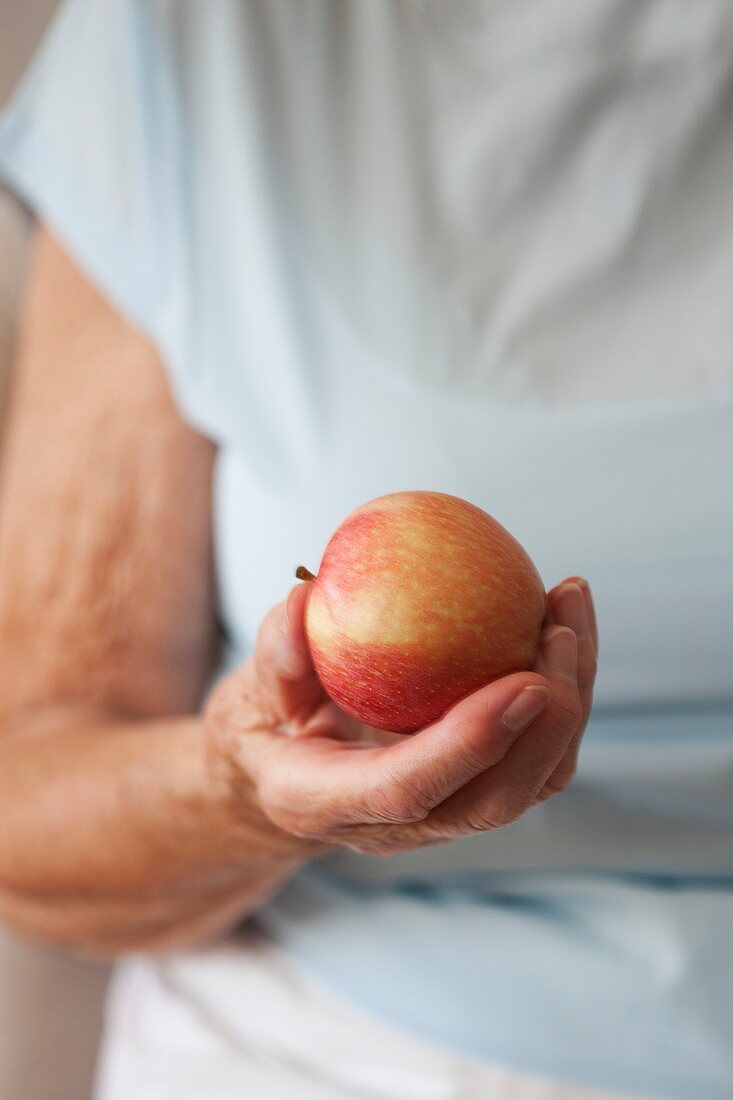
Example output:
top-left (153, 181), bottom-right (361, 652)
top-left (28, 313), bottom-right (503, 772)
top-left (0, 228), bottom-right (597, 959)
top-left (0, 228), bottom-right (307, 954)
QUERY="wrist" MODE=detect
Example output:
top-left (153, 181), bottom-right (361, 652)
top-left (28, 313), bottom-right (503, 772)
top-left (198, 717), bottom-right (331, 867)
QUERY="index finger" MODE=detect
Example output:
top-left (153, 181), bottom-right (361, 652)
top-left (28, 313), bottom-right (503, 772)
top-left (288, 672), bottom-right (552, 829)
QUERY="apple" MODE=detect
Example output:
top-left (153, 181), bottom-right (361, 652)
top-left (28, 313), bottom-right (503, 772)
top-left (296, 491), bottom-right (546, 734)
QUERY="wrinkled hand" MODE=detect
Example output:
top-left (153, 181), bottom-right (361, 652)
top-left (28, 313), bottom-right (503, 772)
top-left (204, 578), bottom-right (597, 859)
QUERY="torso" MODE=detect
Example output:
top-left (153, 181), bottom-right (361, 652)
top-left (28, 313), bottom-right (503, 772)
top-left (78, 2), bottom-right (733, 1095)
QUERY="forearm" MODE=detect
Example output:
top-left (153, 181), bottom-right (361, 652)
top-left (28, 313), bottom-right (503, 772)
top-left (0, 705), bottom-right (306, 954)
top-left (0, 230), bottom-right (305, 955)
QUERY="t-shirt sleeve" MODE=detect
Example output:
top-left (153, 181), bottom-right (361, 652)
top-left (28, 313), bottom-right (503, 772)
top-left (0, 0), bottom-right (181, 349)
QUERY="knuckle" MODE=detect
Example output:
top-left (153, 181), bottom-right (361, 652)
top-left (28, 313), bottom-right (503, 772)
top-left (551, 691), bottom-right (582, 731)
top-left (355, 839), bottom-right (394, 857)
top-left (258, 771), bottom-right (312, 835)
top-left (252, 759), bottom-right (283, 808)
top-left (452, 739), bottom-right (496, 775)
top-left (465, 800), bottom-right (519, 832)
top-left (264, 801), bottom-right (324, 841)
top-left (577, 642), bottom-right (598, 681)
top-left (255, 605), bottom-right (281, 648)
top-left (252, 612), bottom-right (286, 677)
top-left (345, 828), bottom-right (397, 857)
top-left (536, 785), bottom-right (560, 804)
top-left (347, 821), bottom-right (447, 857)
top-left (365, 770), bottom-right (433, 825)
top-left (258, 787), bottom-right (293, 833)
top-left (465, 813), bottom-right (501, 833)
top-left (538, 764), bottom-right (577, 802)
top-left (205, 667), bottom-right (262, 737)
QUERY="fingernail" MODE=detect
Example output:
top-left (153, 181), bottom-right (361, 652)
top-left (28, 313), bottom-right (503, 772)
top-left (544, 625), bottom-right (578, 679)
top-left (554, 583), bottom-right (590, 640)
top-left (503, 685), bottom-right (551, 731)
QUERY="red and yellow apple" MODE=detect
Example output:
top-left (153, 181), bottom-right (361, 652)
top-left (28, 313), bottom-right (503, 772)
top-left (296, 491), bottom-right (546, 734)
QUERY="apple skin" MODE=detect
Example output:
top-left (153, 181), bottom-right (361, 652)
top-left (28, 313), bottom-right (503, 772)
top-left (300, 491), bottom-right (546, 734)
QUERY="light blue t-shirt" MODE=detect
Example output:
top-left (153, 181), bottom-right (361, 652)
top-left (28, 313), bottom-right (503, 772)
top-left (2, 2), bottom-right (733, 1097)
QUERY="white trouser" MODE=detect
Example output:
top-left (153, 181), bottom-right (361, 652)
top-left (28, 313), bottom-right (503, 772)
top-left (94, 924), bottom-right (649, 1100)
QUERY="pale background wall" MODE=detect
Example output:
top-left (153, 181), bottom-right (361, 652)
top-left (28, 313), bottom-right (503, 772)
top-left (1, 4), bottom-right (111, 1099)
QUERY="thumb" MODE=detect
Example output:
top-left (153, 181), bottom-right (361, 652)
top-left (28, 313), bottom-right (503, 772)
top-left (251, 582), bottom-right (324, 725)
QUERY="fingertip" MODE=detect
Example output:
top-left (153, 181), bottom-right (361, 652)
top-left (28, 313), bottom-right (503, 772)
top-left (560, 574), bottom-right (589, 590)
top-left (502, 671), bottom-right (553, 714)
top-left (502, 683), bottom-right (551, 732)
top-left (553, 575), bottom-right (598, 653)
top-left (437, 670), bottom-right (550, 731)
top-left (380, 670), bottom-right (555, 806)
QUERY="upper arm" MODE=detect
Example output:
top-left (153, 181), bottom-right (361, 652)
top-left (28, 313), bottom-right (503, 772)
top-left (0, 225), bottom-right (217, 723)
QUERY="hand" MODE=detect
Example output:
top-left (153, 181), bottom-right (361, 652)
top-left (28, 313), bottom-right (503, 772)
top-left (204, 577), bottom-right (598, 858)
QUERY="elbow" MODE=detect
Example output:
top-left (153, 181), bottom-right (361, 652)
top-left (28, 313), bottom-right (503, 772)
top-left (0, 884), bottom-right (241, 959)
top-left (0, 885), bottom-right (129, 957)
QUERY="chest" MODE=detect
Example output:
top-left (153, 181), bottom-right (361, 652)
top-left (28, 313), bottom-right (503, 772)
top-left (183, 0), bottom-right (733, 462)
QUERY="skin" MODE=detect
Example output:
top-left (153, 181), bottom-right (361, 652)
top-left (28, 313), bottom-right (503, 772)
top-left (0, 225), bottom-right (598, 956)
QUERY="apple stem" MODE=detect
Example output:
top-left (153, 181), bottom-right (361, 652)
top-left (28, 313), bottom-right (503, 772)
top-left (295, 565), bottom-right (317, 582)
